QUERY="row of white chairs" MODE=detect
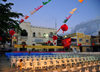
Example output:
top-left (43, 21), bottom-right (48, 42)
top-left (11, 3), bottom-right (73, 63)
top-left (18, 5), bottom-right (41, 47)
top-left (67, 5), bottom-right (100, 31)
top-left (11, 56), bottom-right (99, 67)
top-left (12, 57), bottom-right (100, 72)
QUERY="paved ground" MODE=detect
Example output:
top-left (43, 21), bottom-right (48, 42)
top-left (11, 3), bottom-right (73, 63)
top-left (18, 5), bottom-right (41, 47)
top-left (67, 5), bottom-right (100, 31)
top-left (0, 55), bottom-right (17, 72)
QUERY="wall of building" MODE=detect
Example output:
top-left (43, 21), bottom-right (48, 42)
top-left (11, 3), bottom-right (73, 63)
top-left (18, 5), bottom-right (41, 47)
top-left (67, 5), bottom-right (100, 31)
top-left (63, 33), bottom-right (91, 52)
top-left (91, 35), bottom-right (100, 52)
top-left (77, 33), bottom-right (91, 46)
top-left (14, 22), bottom-right (57, 51)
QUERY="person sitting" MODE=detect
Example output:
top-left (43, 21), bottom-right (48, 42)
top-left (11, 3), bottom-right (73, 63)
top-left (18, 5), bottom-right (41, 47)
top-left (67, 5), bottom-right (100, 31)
top-left (17, 59), bottom-right (23, 71)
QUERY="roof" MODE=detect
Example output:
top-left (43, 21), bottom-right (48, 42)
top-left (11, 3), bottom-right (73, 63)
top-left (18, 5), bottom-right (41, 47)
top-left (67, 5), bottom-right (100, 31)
top-left (31, 25), bottom-right (57, 30)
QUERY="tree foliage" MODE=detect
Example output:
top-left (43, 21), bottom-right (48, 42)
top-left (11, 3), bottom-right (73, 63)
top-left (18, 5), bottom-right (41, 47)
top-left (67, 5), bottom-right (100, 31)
top-left (0, 0), bottom-right (23, 43)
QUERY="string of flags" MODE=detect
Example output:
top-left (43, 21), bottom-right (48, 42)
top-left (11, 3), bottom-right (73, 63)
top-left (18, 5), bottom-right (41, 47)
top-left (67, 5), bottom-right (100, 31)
top-left (7, 0), bottom-right (84, 47)
top-left (50, 0), bottom-right (84, 46)
top-left (56, 0), bottom-right (84, 34)
top-left (78, 0), bottom-right (84, 3)
top-left (20, 0), bottom-right (51, 24)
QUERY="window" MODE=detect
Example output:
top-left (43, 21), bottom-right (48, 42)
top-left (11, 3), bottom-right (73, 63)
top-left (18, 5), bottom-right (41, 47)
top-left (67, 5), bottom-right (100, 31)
top-left (79, 38), bottom-right (82, 42)
top-left (99, 31), bottom-right (100, 35)
top-left (86, 48), bottom-right (90, 52)
top-left (49, 32), bottom-right (53, 38)
top-left (21, 29), bottom-right (28, 36)
top-left (71, 38), bottom-right (77, 42)
top-left (33, 32), bottom-right (35, 37)
top-left (86, 40), bottom-right (89, 43)
top-left (43, 33), bottom-right (46, 38)
top-left (38, 32), bottom-right (41, 37)
top-left (43, 33), bottom-right (48, 38)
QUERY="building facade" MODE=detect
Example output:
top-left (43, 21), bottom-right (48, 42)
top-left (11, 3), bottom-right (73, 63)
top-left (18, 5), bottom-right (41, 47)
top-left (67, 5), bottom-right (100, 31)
top-left (63, 33), bottom-right (92, 52)
top-left (91, 31), bottom-right (100, 52)
top-left (13, 22), bottom-right (57, 51)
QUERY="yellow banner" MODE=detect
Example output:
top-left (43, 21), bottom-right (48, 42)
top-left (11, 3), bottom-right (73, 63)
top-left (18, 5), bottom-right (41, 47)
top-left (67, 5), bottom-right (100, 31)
top-left (14, 45), bottom-right (64, 49)
top-left (14, 44), bottom-right (23, 48)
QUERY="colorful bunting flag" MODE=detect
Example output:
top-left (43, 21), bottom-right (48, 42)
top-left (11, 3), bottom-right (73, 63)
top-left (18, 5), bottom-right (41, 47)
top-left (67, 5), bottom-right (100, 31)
top-left (72, 8), bottom-right (77, 12)
top-left (20, 19), bottom-right (24, 23)
top-left (69, 8), bottom-right (77, 14)
top-left (24, 15), bottom-right (29, 19)
top-left (35, 5), bottom-right (44, 11)
top-left (48, 0), bottom-right (51, 2)
top-left (42, 0), bottom-right (51, 5)
top-left (42, 2), bottom-right (48, 5)
top-left (64, 15), bottom-right (72, 23)
top-left (66, 15), bottom-right (72, 19)
top-left (64, 19), bottom-right (68, 23)
top-left (78, 0), bottom-right (84, 3)
top-left (31, 10), bottom-right (36, 15)
top-left (69, 11), bottom-right (74, 14)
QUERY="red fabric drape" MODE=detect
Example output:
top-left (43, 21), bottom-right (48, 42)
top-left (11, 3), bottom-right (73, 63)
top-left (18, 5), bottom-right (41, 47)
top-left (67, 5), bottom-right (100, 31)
top-left (62, 38), bottom-right (71, 48)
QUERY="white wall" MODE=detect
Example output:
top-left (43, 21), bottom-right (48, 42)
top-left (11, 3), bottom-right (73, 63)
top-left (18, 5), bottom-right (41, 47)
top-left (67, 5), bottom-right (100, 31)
top-left (18, 22), bottom-right (57, 45)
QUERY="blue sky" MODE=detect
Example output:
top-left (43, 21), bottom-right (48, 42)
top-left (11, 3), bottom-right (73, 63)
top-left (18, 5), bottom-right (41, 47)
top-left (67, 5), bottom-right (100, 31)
top-left (3, 0), bottom-right (100, 33)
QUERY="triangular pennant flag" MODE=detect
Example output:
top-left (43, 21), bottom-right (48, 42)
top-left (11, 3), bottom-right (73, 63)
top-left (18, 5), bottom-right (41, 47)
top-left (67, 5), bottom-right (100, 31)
top-left (42, 2), bottom-right (48, 5)
top-left (78, 0), bottom-right (84, 3)
top-left (35, 5), bottom-right (44, 11)
top-left (66, 15), bottom-right (72, 20)
top-left (42, 0), bottom-right (51, 5)
top-left (20, 19), bottom-right (24, 23)
top-left (30, 10), bottom-right (36, 15)
top-left (69, 11), bottom-right (74, 14)
top-left (48, 0), bottom-right (51, 2)
top-left (63, 15), bottom-right (72, 23)
top-left (72, 8), bottom-right (77, 12)
top-left (24, 15), bottom-right (29, 19)
top-left (39, 5), bottom-right (43, 8)
top-left (64, 19), bottom-right (68, 23)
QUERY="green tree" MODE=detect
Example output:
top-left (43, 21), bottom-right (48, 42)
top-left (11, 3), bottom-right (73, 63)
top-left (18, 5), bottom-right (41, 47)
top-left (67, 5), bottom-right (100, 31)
top-left (0, 0), bottom-right (23, 47)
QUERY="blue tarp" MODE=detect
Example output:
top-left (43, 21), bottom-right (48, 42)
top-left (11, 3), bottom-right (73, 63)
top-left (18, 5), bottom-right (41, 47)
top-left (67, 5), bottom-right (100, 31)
top-left (5, 52), bottom-right (55, 58)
